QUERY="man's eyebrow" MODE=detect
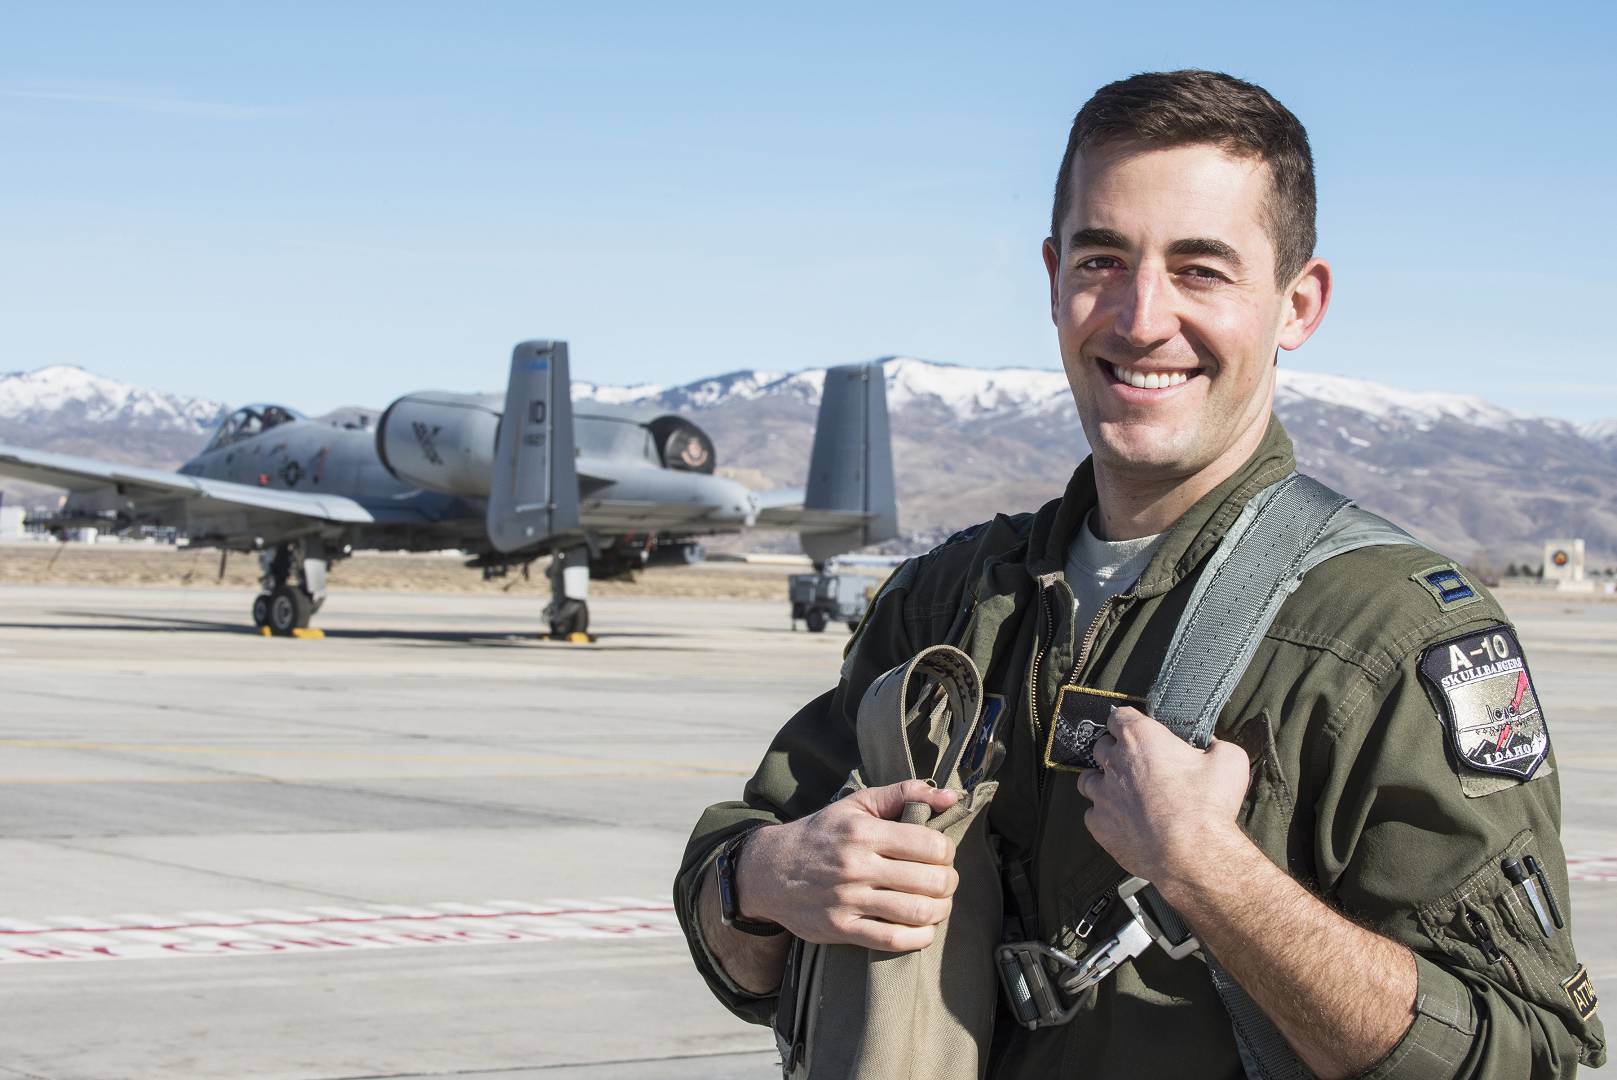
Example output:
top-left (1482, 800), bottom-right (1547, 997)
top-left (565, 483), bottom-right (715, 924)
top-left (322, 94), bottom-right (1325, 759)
top-left (1166, 237), bottom-right (1244, 268)
top-left (1067, 227), bottom-right (1128, 250)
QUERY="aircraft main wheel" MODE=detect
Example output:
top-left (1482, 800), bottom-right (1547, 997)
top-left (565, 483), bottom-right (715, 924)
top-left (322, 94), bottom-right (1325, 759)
top-left (549, 598), bottom-right (590, 639)
top-left (679, 542), bottom-right (705, 565)
top-left (251, 593), bottom-right (272, 628)
top-left (804, 608), bottom-right (829, 633)
top-left (267, 585), bottom-right (312, 636)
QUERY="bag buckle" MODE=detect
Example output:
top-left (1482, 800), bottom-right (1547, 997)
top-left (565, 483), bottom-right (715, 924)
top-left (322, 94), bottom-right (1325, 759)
top-left (997, 877), bottom-right (1200, 1028)
top-left (995, 939), bottom-right (1084, 1029)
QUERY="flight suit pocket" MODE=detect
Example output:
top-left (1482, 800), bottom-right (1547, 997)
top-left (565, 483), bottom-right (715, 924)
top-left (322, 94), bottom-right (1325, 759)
top-left (1226, 710), bottom-right (1302, 874)
top-left (1416, 827), bottom-right (1605, 1064)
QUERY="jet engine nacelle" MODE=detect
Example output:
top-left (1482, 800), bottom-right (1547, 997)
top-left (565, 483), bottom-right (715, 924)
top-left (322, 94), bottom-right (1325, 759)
top-left (647, 415), bottom-right (716, 474)
top-left (375, 392), bottom-right (499, 497)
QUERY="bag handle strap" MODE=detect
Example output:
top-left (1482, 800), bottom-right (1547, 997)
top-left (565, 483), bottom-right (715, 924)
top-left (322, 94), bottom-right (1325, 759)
top-left (856, 644), bottom-right (984, 794)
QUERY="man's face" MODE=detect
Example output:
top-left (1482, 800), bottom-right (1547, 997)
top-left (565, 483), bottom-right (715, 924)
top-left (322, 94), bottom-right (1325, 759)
top-left (1044, 141), bottom-right (1305, 482)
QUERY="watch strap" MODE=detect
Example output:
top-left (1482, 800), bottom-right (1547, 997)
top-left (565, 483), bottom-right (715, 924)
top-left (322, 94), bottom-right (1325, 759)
top-left (716, 831), bottom-right (785, 937)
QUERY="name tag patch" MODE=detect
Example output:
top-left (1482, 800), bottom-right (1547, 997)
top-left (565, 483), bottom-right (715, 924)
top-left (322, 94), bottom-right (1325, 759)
top-left (1044, 686), bottom-right (1145, 773)
top-left (1418, 626), bottom-right (1548, 782)
top-left (1564, 966), bottom-right (1599, 1021)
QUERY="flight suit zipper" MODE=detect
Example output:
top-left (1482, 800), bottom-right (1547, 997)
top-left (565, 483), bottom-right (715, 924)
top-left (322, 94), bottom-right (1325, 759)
top-left (1026, 572), bottom-right (1061, 799)
top-left (1465, 908), bottom-right (1528, 994)
top-left (1027, 577), bottom-right (1123, 773)
top-left (1024, 575), bottom-right (1131, 941)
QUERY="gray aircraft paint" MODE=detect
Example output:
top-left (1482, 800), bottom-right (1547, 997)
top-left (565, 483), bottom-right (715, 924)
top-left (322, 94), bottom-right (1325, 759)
top-left (0, 340), bottom-right (897, 634)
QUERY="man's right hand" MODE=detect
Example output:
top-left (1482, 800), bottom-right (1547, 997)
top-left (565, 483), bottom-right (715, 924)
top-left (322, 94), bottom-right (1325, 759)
top-left (739, 779), bottom-right (962, 953)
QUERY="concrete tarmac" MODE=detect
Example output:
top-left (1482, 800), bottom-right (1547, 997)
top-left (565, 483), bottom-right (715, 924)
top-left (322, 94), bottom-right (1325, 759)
top-left (1, 583), bottom-right (1612, 1079)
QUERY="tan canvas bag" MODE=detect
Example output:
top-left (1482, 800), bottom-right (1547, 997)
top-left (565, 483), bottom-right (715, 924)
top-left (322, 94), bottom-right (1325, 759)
top-left (776, 644), bottom-right (1002, 1080)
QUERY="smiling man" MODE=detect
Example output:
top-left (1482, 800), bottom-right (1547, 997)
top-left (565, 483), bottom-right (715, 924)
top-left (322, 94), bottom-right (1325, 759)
top-left (675, 71), bottom-right (1605, 1078)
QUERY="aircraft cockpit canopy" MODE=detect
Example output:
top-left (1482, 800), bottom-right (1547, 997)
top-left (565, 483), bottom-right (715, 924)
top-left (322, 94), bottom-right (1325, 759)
top-left (205, 404), bottom-right (306, 452)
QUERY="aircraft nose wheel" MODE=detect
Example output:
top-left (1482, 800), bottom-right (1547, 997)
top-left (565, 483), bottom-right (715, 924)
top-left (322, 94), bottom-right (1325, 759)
top-left (547, 598), bottom-right (590, 640)
top-left (266, 585), bottom-right (313, 636)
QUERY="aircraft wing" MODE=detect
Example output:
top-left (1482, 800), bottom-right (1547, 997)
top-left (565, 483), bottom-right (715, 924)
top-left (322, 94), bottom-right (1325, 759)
top-left (0, 444), bottom-right (375, 536)
top-left (751, 487), bottom-right (873, 534)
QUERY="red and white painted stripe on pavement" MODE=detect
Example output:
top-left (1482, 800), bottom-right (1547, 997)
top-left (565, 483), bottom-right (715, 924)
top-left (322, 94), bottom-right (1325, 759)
top-left (7, 858), bottom-right (1613, 965)
top-left (0, 898), bottom-right (679, 964)
top-left (1567, 856), bottom-right (1617, 883)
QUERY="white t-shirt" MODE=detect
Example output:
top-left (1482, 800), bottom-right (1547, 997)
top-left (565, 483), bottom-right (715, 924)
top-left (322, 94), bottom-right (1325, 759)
top-left (1064, 511), bottom-right (1166, 625)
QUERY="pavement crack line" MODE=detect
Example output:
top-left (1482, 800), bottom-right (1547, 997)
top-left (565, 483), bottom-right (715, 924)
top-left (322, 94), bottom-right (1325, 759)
top-left (34, 838), bottom-right (382, 905)
top-left (322, 1047), bottom-right (777, 1079)
top-left (0, 1065), bottom-right (56, 1080)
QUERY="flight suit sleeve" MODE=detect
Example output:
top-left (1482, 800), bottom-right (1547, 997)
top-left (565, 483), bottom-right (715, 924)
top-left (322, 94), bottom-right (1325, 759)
top-left (1312, 607), bottom-right (1606, 1078)
top-left (671, 559), bottom-right (920, 1025)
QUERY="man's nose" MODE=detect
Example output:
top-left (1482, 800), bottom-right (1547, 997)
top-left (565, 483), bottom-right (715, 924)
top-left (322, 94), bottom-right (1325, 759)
top-left (1113, 266), bottom-right (1178, 348)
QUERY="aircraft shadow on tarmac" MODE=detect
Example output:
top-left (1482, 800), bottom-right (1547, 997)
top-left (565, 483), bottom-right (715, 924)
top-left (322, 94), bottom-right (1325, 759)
top-left (6, 611), bottom-right (700, 650)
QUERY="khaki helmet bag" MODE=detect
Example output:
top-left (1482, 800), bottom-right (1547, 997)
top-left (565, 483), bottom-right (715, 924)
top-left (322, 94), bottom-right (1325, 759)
top-left (776, 644), bottom-right (1001, 1080)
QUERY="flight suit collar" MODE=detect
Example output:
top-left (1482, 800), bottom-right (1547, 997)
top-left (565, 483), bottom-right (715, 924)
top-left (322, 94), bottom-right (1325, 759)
top-left (1024, 415), bottom-right (1297, 596)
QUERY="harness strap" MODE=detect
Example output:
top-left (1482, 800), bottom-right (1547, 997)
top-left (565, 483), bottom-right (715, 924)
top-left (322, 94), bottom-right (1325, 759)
top-left (1146, 472), bottom-right (1414, 1080)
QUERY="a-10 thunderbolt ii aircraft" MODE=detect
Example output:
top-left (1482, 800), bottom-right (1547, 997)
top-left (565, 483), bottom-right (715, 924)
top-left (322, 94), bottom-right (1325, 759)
top-left (0, 340), bottom-right (897, 639)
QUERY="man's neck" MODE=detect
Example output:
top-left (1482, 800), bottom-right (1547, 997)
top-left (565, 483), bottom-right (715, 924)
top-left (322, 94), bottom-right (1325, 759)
top-left (1090, 419), bottom-right (1271, 542)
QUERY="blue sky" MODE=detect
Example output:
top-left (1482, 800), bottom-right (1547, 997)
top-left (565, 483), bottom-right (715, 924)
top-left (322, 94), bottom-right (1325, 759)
top-left (1, 3), bottom-right (1613, 419)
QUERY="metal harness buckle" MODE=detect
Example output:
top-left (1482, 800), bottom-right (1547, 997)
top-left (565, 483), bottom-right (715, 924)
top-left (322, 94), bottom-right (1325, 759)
top-left (995, 876), bottom-right (1200, 1030)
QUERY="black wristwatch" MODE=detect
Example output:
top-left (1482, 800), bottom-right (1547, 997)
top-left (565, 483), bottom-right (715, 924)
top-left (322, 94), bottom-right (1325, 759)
top-left (715, 830), bottom-right (785, 937)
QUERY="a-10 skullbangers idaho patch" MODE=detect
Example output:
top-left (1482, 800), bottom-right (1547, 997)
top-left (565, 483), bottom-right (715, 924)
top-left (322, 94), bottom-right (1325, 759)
top-left (1419, 626), bottom-right (1548, 781)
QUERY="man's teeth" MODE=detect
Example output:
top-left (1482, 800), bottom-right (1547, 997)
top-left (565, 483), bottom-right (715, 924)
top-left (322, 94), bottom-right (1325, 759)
top-left (1110, 363), bottom-right (1192, 390)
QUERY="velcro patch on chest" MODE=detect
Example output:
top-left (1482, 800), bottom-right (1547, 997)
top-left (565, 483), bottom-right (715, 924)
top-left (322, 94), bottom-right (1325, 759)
top-left (1044, 686), bottom-right (1145, 773)
top-left (1418, 626), bottom-right (1549, 782)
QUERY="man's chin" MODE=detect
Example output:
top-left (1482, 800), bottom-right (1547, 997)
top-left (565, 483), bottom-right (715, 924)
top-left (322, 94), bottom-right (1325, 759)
top-left (1088, 424), bottom-right (1203, 476)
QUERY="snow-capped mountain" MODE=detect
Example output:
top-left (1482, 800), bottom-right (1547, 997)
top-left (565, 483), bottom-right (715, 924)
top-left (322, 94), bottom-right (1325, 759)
top-left (0, 365), bottom-right (227, 466)
top-left (1581, 417), bottom-right (1617, 450)
top-left (574, 358), bottom-right (1617, 564)
top-left (3, 359), bottom-right (1613, 564)
top-left (582, 358), bottom-right (1541, 431)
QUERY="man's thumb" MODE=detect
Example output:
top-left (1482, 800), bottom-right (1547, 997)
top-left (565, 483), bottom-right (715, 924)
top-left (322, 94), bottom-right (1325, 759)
top-left (856, 779), bottom-right (960, 820)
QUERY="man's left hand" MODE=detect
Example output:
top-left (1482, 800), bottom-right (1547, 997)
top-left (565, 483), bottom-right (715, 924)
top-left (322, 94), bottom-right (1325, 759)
top-left (1075, 706), bottom-right (1252, 887)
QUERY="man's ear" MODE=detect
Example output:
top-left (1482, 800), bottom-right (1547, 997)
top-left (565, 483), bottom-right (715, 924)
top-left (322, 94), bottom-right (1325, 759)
top-left (1277, 257), bottom-right (1331, 351)
top-left (1042, 237), bottom-right (1061, 324)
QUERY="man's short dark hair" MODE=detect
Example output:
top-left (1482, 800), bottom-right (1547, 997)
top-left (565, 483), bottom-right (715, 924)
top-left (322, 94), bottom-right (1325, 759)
top-left (1051, 70), bottom-right (1317, 285)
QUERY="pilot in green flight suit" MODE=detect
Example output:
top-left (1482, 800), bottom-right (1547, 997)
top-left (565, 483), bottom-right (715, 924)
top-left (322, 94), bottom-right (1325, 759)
top-left (674, 70), bottom-right (1606, 1078)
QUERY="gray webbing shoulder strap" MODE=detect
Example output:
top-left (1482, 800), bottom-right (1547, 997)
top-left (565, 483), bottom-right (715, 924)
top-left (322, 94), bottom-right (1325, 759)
top-left (1145, 472), bottom-right (1414, 1080)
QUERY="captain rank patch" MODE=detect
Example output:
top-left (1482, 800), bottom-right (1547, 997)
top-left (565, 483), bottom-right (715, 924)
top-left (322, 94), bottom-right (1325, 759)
top-left (1419, 626), bottom-right (1549, 782)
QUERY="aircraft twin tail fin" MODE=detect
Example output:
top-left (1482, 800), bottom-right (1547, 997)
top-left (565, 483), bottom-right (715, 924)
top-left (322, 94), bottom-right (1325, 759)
top-left (486, 340), bottom-right (582, 553)
top-left (800, 360), bottom-right (898, 564)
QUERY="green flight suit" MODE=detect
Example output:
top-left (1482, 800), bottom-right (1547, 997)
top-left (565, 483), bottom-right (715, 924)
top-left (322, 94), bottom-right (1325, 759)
top-left (674, 418), bottom-right (1606, 1077)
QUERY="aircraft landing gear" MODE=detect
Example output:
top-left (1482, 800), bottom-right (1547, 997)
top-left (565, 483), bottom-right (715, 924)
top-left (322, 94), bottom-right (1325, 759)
top-left (266, 585), bottom-right (313, 635)
top-left (544, 544), bottom-right (594, 641)
top-left (254, 541), bottom-right (329, 636)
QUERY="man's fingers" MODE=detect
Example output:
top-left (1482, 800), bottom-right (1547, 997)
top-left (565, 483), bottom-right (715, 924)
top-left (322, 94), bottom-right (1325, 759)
top-left (1090, 730), bottom-right (1117, 769)
top-left (856, 886), bottom-right (953, 928)
top-left (1109, 705), bottom-right (1148, 728)
top-left (868, 855), bottom-right (959, 899)
top-left (845, 917), bottom-right (937, 954)
top-left (867, 818), bottom-right (956, 866)
top-left (854, 779), bottom-right (959, 822)
top-left (1075, 768), bottom-right (1102, 802)
top-left (1207, 737), bottom-right (1252, 771)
